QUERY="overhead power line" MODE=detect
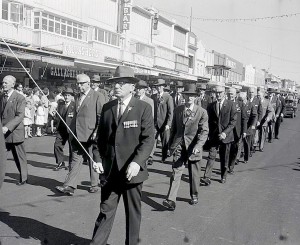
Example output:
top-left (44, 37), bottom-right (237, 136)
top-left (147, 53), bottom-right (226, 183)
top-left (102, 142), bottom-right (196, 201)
top-left (158, 9), bottom-right (300, 22)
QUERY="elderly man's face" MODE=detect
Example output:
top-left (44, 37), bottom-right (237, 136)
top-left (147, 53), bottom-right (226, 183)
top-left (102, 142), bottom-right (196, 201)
top-left (228, 91), bottom-right (236, 101)
top-left (63, 93), bottom-right (73, 103)
top-left (114, 80), bottom-right (135, 99)
top-left (2, 76), bottom-right (15, 92)
top-left (91, 82), bottom-right (98, 90)
top-left (135, 87), bottom-right (145, 97)
top-left (248, 90), bottom-right (256, 98)
top-left (216, 90), bottom-right (225, 102)
top-left (77, 81), bottom-right (90, 93)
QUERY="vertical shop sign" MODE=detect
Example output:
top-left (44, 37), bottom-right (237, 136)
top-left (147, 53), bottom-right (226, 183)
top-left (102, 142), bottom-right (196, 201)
top-left (122, 0), bottom-right (131, 31)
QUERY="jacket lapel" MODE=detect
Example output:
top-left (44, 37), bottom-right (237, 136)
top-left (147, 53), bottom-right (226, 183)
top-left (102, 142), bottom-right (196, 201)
top-left (4, 91), bottom-right (17, 113)
top-left (78, 89), bottom-right (92, 112)
top-left (111, 99), bottom-right (118, 125)
top-left (118, 97), bottom-right (136, 126)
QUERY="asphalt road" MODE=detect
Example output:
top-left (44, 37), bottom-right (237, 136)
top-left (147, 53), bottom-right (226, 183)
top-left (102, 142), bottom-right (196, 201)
top-left (1, 114), bottom-right (300, 245)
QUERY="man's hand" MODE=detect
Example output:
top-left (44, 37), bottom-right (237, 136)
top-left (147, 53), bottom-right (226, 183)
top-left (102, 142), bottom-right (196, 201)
top-left (257, 121), bottom-right (260, 127)
top-left (280, 113), bottom-right (284, 118)
top-left (126, 162), bottom-right (140, 181)
top-left (219, 132), bottom-right (226, 140)
top-left (2, 126), bottom-right (8, 134)
top-left (275, 114), bottom-right (279, 118)
top-left (93, 161), bottom-right (104, 174)
top-left (192, 148), bottom-right (200, 154)
top-left (165, 125), bottom-right (170, 131)
top-left (242, 133), bottom-right (247, 138)
top-left (251, 125), bottom-right (256, 130)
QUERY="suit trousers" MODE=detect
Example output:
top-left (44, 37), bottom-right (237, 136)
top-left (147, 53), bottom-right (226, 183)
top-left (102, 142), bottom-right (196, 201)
top-left (63, 140), bottom-right (99, 188)
top-left (6, 142), bottom-right (28, 182)
top-left (258, 126), bottom-right (268, 150)
top-left (228, 137), bottom-right (242, 171)
top-left (204, 143), bottom-right (231, 180)
top-left (275, 117), bottom-right (282, 138)
top-left (242, 135), bottom-right (252, 161)
top-left (268, 121), bottom-right (275, 141)
top-left (167, 145), bottom-right (201, 202)
top-left (91, 167), bottom-right (143, 245)
top-left (0, 146), bottom-right (6, 190)
top-left (54, 131), bottom-right (72, 164)
top-left (155, 126), bottom-right (170, 161)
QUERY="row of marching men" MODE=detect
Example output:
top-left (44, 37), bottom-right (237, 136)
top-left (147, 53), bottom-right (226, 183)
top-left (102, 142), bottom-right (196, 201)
top-left (133, 79), bottom-right (286, 211)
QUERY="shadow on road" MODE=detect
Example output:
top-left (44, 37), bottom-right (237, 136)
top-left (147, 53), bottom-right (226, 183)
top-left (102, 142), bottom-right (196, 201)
top-left (235, 161), bottom-right (300, 173)
top-left (0, 211), bottom-right (90, 245)
top-left (28, 160), bottom-right (56, 169)
top-left (5, 173), bottom-right (63, 193)
top-left (142, 190), bottom-right (190, 211)
top-left (27, 151), bottom-right (55, 158)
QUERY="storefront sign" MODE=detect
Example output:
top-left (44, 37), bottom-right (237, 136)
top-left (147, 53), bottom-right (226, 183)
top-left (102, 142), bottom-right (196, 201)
top-left (49, 67), bottom-right (82, 79)
top-left (0, 67), bottom-right (30, 73)
top-left (63, 44), bottom-right (101, 59)
top-left (127, 64), bottom-right (159, 76)
top-left (121, 0), bottom-right (132, 31)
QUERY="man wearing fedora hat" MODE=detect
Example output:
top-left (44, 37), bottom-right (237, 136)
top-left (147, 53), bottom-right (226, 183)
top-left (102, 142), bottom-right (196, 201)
top-left (163, 83), bottom-right (208, 210)
top-left (91, 74), bottom-right (109, 103)
top-left (195, 84), bottom-right (212, 110)
top-left (91, 66), bottom-right (154, 245)
top-left (202, 85), bottom-right (237, 185)
top-left (171, 81), bottom-right (185, 108)
top-left (268, 91), bottom-right (282, 142)
top-left (56, 73), bottom-right (105, 195)
top-left (53, 87), bottom-right (75, 171)
top-left (274, 91), bottom-right (285, 140)
top-left (151, 78), bottom-right (174, 162)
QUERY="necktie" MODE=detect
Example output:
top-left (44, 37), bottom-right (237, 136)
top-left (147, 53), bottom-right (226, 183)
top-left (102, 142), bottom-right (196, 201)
top-left (118, 101), bottom-right (125, 121)
top-left (77, 93), bottom-right (85, 110)
top-left (216, 102), bottom-right (220, 116)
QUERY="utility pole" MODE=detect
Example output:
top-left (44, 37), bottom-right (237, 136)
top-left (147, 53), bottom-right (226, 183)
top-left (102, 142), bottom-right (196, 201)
top-left (189, 7), bottom-right (192, 32)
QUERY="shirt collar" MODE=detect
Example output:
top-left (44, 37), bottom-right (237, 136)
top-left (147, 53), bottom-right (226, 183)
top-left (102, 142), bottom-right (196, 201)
top-left (185, 103), bottom-right (194, 111)
top-left (6, 89), bottom-right (14, 99)
top-left (120, 94), bottom-right (132, 107)
top-left (83, 88), bottom-right (91, 96)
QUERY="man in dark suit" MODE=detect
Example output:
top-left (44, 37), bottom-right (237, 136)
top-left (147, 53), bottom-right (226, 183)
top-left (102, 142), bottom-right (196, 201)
top-left (171, 81), bottom-right (185, 108)
top-left (248, 87), bottom-right (262, 153)
top-left (53, 88), bottom-right (75, 171)
top-left (91, 66), bottom-right (155, 245)
top-left (135, 80), bottom-right (155, 165)
top-left (228, 88), bottom-right (247, 173)
top-left (56, 74), bottom-right (105, 195)
top-left (268, 92), bottom-right (282, 142)
top-left (0, 118), bottom-right (6, 189)
top-left (240, 92), bottom-right (257, 163)
top-left (162, 83), bottom-right (208, 210)
top-left (195, 84), bottom-right (212, 110)
top-left (151, 79), bottom-right (174, 162)
top-left (91, 74), bottom-right (109, 103)
top-left (274, 92), bottom-right (286, 139)
top-left (0, 75), bottom-right (28, 185)
top-left (202, 85), bottom-right (237, 185)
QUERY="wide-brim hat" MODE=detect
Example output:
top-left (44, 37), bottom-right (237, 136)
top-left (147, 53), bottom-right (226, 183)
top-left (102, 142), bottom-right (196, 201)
top-left (91, 74), bottom-right (101, 82)
top-left (215, 86), bottom-right (225, 93)
top-left (62, 87), bottom-right (74, 95)
top-left (175, 81), bottom-right (184, 88)
top-left (197, 84), bottom-right (207, 91)
top-left (151, 78), bottom-right (166, 87)
top-left (106, 66), bottom-right (139, 83)
top-left (136, 80), bottom-right (148, 89)
top-left (182, 83), bottom-right (198, 95)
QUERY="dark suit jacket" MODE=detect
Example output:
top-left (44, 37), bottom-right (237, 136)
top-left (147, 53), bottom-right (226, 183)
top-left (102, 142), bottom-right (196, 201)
top-left (195, 95), bottom-right (212, 111)
top-left (0, 118), bottom-right (6, 189)
top-left (244, 101), bottom-right (257, 135)
top-left (0, 90), bottom-right (25, 143)
top-left (56, 101), bottom-right (75, 133)
top-left (151, 92), bottom-right (174, 129)
top-left (97, 97), bottom-right (155, 184)
top-left (70, 89), bottom-right (105, 142)
top-left (207, 99), bottom-right (237, 146)
top-left (279, 96), bottom-right (286, 115)
top-left (270, 96), bottom-right (282, 118)
top-left (171, 92), bottom-right (185, 108)
top-left (233, 100), bottom-right (247, 140)
top-left (250, 97), bottom-right (262, 122)
top-left (169, 104), bottom-right (208, 161)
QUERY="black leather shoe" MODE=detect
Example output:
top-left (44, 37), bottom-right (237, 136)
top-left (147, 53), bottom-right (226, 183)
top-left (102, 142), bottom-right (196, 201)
top-left (201, 177), bottom-right (211, 186)
top-left (163, 199), bottom-right (176, 211)
top-left (16, 180), bottom-right (28, 186)
top-left (189, 198), bottom-right (198, 205)
top-left (88, 186), bottom-right (98, 193)
top-left (56, 186), bottom-right (74, 196)
top-left (221, 178), bottom-right (226, 184)
top-left (53, 162), bottom-right (67, 171)
top-left (228, 169), bottom-right (234, 174)
top-left (275, 137), bottom-right (279, 140)
top-left (259, 148), bottom-right (264, 152)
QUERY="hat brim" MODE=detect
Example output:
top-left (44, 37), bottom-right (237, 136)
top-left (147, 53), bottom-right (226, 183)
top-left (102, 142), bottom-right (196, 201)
top-left (62, 92), bottom-right (74, 95)
top-left (151, 83), bottom-right (167, 87)
top-left (182, 91), bottom-right (198, 95)
top-left (106, 76), bottom-right (139, 83)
